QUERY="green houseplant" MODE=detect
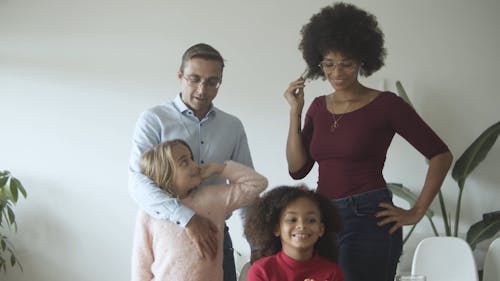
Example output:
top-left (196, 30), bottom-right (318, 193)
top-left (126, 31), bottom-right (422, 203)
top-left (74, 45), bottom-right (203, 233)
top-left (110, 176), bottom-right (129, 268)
top-left (0, 170), bottom-right (27, 272)
top-left (387, 81), bottom-right (500, 249)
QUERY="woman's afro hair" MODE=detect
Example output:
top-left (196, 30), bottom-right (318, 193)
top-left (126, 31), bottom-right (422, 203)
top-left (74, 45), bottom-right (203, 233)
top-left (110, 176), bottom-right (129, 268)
top-left (299, 2), bottom-right (386, 79)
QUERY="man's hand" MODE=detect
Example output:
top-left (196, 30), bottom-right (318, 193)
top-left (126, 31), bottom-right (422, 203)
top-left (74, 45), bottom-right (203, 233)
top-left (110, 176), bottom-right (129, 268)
top-left (185, 214), bottom-right (218, 259)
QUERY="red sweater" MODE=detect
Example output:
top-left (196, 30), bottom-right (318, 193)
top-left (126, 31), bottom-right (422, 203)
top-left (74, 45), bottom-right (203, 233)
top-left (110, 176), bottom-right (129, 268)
top-left (290, 92), bottom-right (449, 199)
top-left (247, 251), bottom-right (344, 281)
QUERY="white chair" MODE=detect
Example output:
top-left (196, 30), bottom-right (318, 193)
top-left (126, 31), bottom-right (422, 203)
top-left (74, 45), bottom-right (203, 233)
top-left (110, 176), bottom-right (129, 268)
top-left (483, 237), bottom-right (500, 281)
top-left (411, 237), bottom-right (478, 281)
top-left (238, 261), bottom-right (251, 281)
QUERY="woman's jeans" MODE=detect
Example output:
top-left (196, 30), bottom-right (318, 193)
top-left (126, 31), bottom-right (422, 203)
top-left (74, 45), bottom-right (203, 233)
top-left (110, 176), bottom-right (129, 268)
top-left (335, 188), bottom-right (402, 281)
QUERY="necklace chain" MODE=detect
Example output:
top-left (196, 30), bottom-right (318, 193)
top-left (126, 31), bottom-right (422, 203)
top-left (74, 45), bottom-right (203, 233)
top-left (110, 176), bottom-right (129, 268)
top-left (330, 101), bottom-right (351, 132)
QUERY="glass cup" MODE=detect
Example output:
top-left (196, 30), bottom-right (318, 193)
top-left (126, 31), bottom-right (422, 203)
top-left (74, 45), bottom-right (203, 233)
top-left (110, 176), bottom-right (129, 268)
top-left (395, 274), bottom-right (426, 281)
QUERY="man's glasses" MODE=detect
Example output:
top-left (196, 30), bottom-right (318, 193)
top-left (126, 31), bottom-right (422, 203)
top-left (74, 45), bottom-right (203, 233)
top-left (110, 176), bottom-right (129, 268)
top-left (318, 60), bottom-right (358, 73)
top-left (182, 75), bottom-right (221, 89)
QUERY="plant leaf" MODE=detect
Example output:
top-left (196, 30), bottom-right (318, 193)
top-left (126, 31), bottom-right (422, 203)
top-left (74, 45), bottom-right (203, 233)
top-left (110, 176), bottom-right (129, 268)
top-left (387, 182), bottom-right (434, 218)
top-left (452, 121), bottom-right (500, 190)
top-left (0, 176), bottom-right (8, 188)
top-left (0, 256), bottom-right (5, 273)
top-left (14, 178), bottom-right (27, 198)
top-left (6, 206), bottom-right (15, 225)
top-left (466, 212), bottom-right (500, 250)
top-left (9, 179), bottom-right (19, 203)
top-left (0, 189), bottom-right (6, 201)
top-left (10, 253), bottom-right (16, 266)
top-left (395, 81), bottom-right (414, 107)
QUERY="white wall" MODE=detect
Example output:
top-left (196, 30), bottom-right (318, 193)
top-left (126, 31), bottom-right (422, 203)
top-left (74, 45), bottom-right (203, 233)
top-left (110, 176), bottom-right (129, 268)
top-left (1, 0), bottom-right (499, 280)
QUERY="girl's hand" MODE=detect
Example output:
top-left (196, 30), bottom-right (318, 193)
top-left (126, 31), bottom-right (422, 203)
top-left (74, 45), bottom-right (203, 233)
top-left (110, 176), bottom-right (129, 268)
top-left (375, 203), bottom-right (425, 234)
top-left (199, 162), bottom-right (225, 180)
top-left (283, 78), bottom-right (306, 112)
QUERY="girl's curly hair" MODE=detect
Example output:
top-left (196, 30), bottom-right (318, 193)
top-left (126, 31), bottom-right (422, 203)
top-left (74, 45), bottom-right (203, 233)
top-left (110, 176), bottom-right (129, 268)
top-left (299, 2), bottom-right (386, 79)
top-left (244, 186), bottom-right (342, 263)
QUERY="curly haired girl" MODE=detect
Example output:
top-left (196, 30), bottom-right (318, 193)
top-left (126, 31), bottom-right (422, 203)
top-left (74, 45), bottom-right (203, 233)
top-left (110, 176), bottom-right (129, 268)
top-left (244, 185), bottom-right (344, 281)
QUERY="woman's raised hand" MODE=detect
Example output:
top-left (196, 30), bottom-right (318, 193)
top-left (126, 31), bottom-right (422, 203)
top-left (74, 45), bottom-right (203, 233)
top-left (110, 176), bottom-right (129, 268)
top-left (283, 78), bottom-right (306, 113)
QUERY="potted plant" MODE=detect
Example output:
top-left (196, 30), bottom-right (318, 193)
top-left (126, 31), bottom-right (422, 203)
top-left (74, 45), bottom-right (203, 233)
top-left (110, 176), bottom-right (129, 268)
top-left (387, 81), bottom-right (500, 249)
top-left (0, 170), bottom-right (27, 273)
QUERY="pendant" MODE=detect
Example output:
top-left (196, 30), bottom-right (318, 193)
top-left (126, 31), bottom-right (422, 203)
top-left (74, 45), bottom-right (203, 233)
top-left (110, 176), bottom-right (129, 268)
top-left (330, 121), bottom-right (338, 132)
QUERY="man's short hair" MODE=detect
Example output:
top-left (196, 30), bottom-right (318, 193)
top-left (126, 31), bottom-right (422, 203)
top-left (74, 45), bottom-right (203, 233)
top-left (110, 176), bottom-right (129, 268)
top-left (179, 43), bottom-right (225, 71)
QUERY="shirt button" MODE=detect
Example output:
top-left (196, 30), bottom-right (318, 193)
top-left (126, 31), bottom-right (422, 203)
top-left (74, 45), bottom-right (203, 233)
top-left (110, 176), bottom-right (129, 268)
top-left (201, 160), bottom-right (205, 164)
top-left (156, 211), bottom-right (160, 215)
top-left (176, 221), bottom-right (180, 225)
top-left (201, 141), bottom-right (204, 144)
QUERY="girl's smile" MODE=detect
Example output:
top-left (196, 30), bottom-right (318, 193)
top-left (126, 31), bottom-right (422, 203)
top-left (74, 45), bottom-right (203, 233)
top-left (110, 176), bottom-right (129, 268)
top-left (274, 197), bottom-right (325, 261)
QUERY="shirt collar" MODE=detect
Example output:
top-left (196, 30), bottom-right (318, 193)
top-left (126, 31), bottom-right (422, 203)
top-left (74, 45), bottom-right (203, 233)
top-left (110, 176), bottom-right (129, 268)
top-left (173, 93), bottom-right (216, 118)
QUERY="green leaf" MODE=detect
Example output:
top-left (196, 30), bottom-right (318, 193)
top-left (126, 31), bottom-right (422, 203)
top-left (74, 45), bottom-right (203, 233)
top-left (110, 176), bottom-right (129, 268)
top-left (0, 170), bottom-right (9, 177)
top-left (10, 253), bottom-right (16, 266)
top-left (387, 182), bottom-right (434, 218)
top-left (14, 178), bottom-right (27, 198)
top-left (9, 179), bottom-right (19, 203)
top-left (466, 212), bottom-right (500, 250)
top-left (0, 256), bottom-right (5, 273)
top-left (0, 176), bottom-right (8, 188)
top-left (0, 189), bottom-right (6, 201)
top-left (7, 206), bottom-right (15, 225)
top-left (395, 81), bottom-right (414, 108)
top-left (1, 239), bottom-right (5, 251)
top-left (452, 121), bottom-right (500, 190)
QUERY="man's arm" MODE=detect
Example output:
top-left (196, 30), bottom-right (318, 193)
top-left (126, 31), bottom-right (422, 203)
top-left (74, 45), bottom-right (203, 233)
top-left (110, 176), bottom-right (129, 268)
top-left (128, 110), bottom-right (195, 226)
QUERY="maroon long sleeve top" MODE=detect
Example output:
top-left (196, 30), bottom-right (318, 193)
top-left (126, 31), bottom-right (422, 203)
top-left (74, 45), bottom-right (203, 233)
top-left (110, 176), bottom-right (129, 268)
top-left (290, 92), bottom-right (449, 199)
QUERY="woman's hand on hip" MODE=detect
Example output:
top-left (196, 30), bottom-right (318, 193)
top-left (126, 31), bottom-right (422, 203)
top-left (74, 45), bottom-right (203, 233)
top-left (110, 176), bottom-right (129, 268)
top-left (375, 203), bottom-right (425, 234)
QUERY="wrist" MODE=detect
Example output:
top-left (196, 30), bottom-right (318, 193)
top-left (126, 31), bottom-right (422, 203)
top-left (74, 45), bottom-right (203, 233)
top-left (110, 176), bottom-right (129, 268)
top-left (290, 107), bottom-right (303, 116)
top-left (217, 162), bottom-right (226, 174)
top-left (411, 205), bottom-right (427, 218)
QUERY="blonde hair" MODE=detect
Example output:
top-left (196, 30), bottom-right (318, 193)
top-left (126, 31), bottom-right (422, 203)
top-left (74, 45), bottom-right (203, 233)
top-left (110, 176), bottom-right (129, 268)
top-left (140, 139), bottom-right (193, 195)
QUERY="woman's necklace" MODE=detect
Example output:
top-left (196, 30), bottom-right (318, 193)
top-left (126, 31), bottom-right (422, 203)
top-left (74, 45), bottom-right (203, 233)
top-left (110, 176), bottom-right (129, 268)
top-left (330, 100), bottom-right (351, 132)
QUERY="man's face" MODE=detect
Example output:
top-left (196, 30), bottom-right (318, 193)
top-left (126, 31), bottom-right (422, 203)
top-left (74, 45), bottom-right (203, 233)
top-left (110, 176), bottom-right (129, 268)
top-left (178, 58), bottom-right (223, 119)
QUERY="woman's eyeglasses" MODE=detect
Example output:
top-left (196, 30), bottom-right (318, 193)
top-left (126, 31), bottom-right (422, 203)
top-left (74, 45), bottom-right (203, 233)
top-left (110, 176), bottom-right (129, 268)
top-left (318, 60), bottom-right (358, 73)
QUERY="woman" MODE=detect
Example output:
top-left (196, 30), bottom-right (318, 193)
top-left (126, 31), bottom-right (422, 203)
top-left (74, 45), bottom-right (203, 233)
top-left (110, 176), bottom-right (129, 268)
top-left (283, 3), bottom-right (453, 281)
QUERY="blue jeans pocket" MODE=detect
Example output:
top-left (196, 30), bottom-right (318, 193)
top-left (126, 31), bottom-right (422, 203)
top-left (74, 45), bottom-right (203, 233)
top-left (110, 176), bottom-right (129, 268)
top-left (335, 189), bottom-right (402, 281)
top-left (353, 203), bottom-right (382, 216)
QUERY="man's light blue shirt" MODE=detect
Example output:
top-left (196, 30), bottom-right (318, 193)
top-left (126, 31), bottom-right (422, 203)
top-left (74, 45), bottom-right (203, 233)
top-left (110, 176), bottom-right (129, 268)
top-left (128, 94), bottom-right (253, 227)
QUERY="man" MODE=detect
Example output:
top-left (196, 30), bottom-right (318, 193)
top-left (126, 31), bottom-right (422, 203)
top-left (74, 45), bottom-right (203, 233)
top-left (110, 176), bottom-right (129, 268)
top-left (128, 43), bottom-right (253, 281)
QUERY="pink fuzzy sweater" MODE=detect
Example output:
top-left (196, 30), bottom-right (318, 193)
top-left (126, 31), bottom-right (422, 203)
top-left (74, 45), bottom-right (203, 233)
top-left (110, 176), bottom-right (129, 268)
top-left (131, 161), bottom-right (268, 281)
